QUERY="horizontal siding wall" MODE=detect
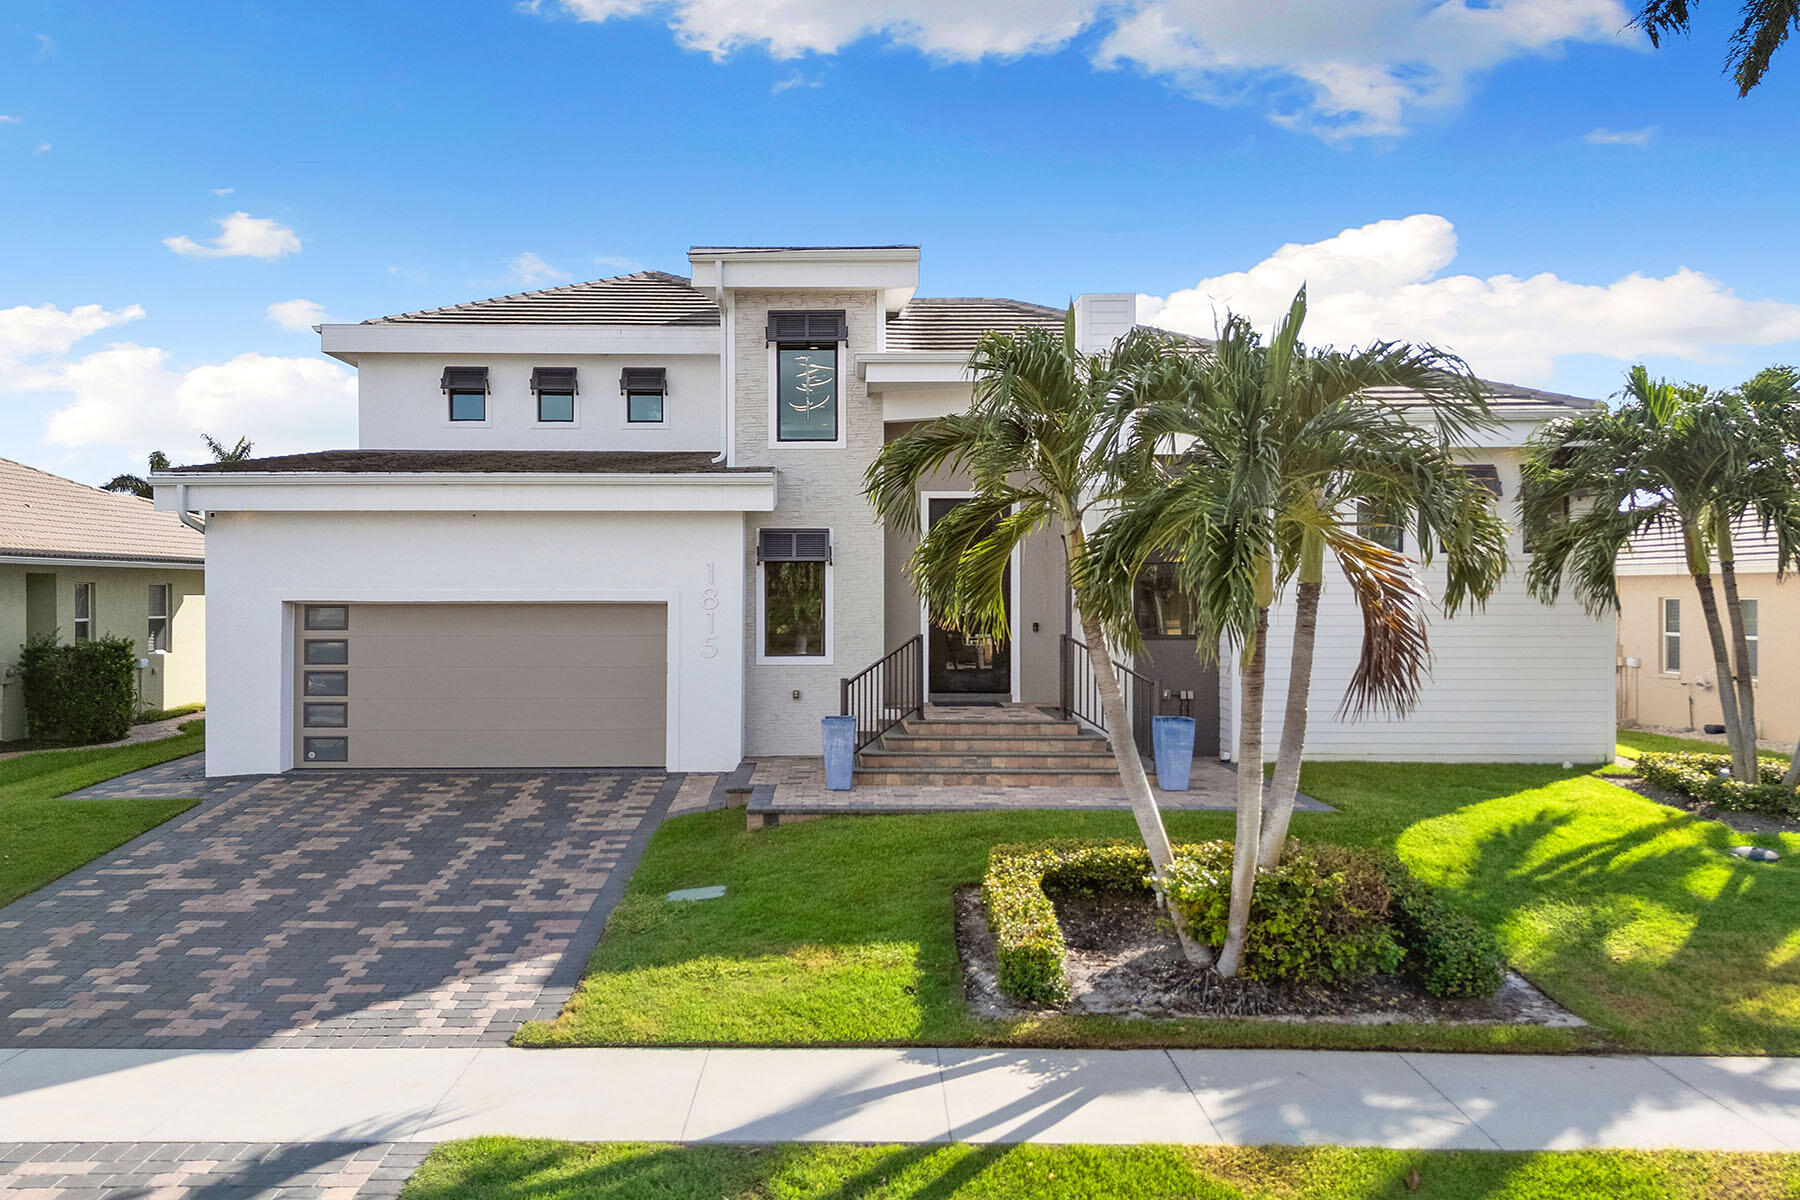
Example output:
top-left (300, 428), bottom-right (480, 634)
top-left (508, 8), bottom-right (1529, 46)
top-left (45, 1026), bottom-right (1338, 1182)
top-left (1221, 453), bottom-right (1617, 764)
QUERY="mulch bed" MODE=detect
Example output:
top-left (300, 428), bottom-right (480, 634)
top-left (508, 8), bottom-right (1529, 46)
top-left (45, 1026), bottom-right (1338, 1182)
top-left (1607, 773), bottom-right (1800, 836)
top-left (955, 886), bottom-right (1583, 1027)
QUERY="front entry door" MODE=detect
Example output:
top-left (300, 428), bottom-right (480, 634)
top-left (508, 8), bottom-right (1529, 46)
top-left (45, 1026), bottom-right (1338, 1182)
top-left (1131, 563), bottom-right (1221, 757)
top-left (926, 497), bottom-right (1012, 698)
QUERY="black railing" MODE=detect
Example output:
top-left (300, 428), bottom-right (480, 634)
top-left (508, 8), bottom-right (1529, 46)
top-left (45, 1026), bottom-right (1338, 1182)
top-left (1059, 634), bottom-right (1158, 759)
top-left (840, 634), bottom-right (926, 751)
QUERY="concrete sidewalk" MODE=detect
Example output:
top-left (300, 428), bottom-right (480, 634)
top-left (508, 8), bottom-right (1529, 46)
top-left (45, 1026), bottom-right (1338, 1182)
top-left (3, 1046), bottom-right (1799, 1150)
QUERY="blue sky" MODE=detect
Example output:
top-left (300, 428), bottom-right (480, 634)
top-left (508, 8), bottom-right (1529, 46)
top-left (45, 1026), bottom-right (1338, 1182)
top-left (2, 0), bottom-right (1797, 485)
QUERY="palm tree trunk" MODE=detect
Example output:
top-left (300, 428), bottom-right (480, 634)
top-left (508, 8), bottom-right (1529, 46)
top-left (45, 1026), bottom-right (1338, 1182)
top-left (1716, 524), bottom-right (1759, 780)
top-left (1258, 565), bottom-right (1322, 869)
top-left (1785, 741), bottom-right (1800, 789)
top-left (1216, 604), bottom-right (1269, 979)
top-left (1691, 569), bottom-right (1749, 776)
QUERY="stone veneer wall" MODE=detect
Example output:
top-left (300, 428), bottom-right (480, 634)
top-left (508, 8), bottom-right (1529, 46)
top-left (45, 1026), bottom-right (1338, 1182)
top-left (736, 289), bottom-right (887, 756)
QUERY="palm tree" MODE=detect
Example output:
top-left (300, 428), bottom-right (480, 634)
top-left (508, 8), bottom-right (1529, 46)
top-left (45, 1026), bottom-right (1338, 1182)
top-left (1633, 0), bottom-right (1797, 96)
top-left (1521, 366), bottom-right (1800, 783)
top-left (102, 436), bottom-right (254, 499)
top-left (864, 313), bottom-right (1194, 925)
top-left (1084, 289), bottom-right (1510, 977)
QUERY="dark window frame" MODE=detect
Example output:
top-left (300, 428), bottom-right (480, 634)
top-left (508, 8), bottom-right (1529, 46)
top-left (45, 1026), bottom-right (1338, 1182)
top-left (303, 701), bottom-right (348, 728)
top-left (758, 528), bottom-right (832, 660)
top-left (774, 341), bottom-right (840, 443)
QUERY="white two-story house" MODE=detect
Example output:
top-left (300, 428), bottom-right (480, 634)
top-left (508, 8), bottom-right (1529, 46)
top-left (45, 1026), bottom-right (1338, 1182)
top-left (156, 245), bottom-right (1616, 776)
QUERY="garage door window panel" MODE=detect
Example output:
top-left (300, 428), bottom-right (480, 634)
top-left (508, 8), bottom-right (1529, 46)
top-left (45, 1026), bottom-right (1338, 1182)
top-left (303, 737), bottom-right (349, 763)
top-left (304, 671), bottom-right (349, 697)
top-left (303, 639), bottom-right (349, 665)
top-left (304, 702), bottom-right (348, 728)
top-left (304, 605), bottom-right (348, 631)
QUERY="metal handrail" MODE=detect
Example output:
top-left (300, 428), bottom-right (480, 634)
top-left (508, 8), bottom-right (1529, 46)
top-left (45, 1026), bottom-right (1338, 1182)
top-left (1059, 634), bottom-right (1158, 758)
top-left (840, 634), bottom-right (925, 751)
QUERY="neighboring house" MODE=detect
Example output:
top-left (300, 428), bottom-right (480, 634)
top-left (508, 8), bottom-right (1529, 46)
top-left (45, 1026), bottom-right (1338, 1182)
top-left (1616, 523), bottom-right (1793, 743)
top-left (154, 246), bottom-right (1616, 776)
top-left (0, 456), bottom-right (206, 740)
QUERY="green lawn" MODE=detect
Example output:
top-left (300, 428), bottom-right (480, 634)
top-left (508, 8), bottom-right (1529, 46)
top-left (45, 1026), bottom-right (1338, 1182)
top-left (0, 720), bottom-right (206, 907)
top-left (1616, 727), bottom-right (1792, 762)
top-left (402, 1139), bottom-right (1800, 1200)
top-left (520, 755), bottom-right (1800, 1055)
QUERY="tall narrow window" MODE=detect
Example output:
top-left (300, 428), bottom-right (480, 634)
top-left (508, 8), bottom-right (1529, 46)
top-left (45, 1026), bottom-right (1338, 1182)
top-left (759, 528), bottom-right (831, 659)
top-left (73, 582), bottom-right (94, 641)
top-left (147, 584), bottom-right (170, 651)
top-left (441, 366), bottom-right (489, 422)
top-left (1662, 597), bottom-right (1682, 673)
top-left (532, 366), bottom-right (578, 423)
top-left (1742, 598), bottom-right (1758, 678)
top-left (768, 310), bottom-right (846, 444)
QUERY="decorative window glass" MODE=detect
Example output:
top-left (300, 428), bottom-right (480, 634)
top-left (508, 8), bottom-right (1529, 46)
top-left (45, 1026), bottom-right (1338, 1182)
top-left (1357, 501), bottom-right (1405, 553)
top-left (147, 584), bottom-right (170, 651)
top-left (776, 344), bottom-right (838, 441)
top-left (73, 582), bottom-right (94, 641)
top-left (1662, 597), bottom-right (1682, 673)
top-left (759, 528), bottom-right (831, 658)
top-left (1742, 598), bottom-right (1758, 678)
top-left (304, 605), bottom-right (348, 631)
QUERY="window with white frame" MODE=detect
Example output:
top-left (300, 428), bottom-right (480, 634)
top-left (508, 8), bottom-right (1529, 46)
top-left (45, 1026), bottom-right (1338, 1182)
top-left (1742, 598), bottom-right (1758, 678)
top-left (758, 528), bottom-right (831, 659)
top-left (73, 582), bottom-right (94, 641)
top-left (1662, 597), bottom-right (1681, 673)
top-left (147, 584), bottom-right (170, 651)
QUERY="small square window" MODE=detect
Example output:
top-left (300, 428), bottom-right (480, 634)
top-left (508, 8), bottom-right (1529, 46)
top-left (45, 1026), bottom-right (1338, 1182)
top-left (449, 390), bottom-right (487, 421)
top-left (627, 391), bottom-right (664, 423)
top-left (538, 391), bottom-right (575, 422)
top-left (304, 605), bottom-right (348, 631)
top-left (303, 702), bottom-right (348, 728)
top-left (304, 671), bottom-right (348, 697)
top-left (303, 639), bottom-right (349, 665)
top-left (303, 737), bottom-right (348, 763)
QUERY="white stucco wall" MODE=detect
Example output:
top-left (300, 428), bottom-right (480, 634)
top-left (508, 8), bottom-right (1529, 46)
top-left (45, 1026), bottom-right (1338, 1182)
top-left (356, 353), bottom-right (721, 452)
top-left (1217, 453), bottom-right (1617, 764)
top-left (201, 508), bottom-right (746, 776)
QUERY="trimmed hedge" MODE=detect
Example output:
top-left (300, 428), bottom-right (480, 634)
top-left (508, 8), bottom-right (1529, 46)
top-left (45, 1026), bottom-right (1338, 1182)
top-left (1161, 841), bottom-right (1402, 985)
top-left (982, 840), bottom-right (1152, 1002)
top-left (17, 634), bottom-right (137, 746)
top-left (1635, 751), bottom-right (1797, 816)
top-left (1377, 859), bottom-right (1506, 998)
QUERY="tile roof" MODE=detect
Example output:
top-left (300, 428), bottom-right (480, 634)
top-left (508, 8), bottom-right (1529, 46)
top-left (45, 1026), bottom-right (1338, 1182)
top-left (0, 456), bottom-right (205, 565)
top-left (164, 450), bottom-right (762, 475)
top-left (365, 271), bottom-right (720, 326)
top-left (885, 297), bottom-right (1065, 351)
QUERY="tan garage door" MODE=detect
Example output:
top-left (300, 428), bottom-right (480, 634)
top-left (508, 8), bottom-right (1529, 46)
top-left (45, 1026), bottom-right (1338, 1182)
top-left (294, 602), bottom-right (667, 768)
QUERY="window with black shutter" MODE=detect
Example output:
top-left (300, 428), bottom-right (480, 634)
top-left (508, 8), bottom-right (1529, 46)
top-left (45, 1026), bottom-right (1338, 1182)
top-left (758, 528), bottom-right (831, 658)
top-left (621, 367), bottom-right (667, 424)
top-left (441, 366), bottom-right (489, 422)
top-left (531, 366), bottom-right (578, 423)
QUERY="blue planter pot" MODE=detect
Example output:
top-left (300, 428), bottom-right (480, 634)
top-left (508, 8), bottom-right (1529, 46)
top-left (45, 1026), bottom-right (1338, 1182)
top-left (1153, 715), bottom-right (1196, 791)
top-left (822, 715), bottom-right (857, 791)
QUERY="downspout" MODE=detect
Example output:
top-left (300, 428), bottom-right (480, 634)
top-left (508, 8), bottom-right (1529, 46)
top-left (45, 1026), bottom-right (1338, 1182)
top-left (710, 258), bottom-right (734, 466)
top-left (175, 483), bottom-right (206, 535)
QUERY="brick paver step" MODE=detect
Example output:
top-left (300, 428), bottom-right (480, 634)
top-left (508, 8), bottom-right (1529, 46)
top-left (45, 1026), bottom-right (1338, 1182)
top-left (877, 734), bottom-right (1113, 753)
top-left (858, 751), bottom-right (1118, 770)
top-left (899, 718), bottom-right (1086, 738)
top-left (852, 767), bottom-right (1123, 786)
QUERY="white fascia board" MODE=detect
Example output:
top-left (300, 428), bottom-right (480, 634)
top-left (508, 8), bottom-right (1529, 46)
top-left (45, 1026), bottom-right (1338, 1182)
top-left (319, 323), bottom-right (722, 362)
top-left (858, 352), bottom-right (973, 389)
top-left (881, 387), bottom-right (976, 424)
top-left (0, 554), bottom-right (204, 570)
top-left (150, 472), bottom-right (777, 514)
top-left (689, 249), bottom-right (919, 309)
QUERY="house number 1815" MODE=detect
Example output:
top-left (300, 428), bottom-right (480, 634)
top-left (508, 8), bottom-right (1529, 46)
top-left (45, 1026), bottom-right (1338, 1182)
top-left (700, 562), bottom-right (719, 658)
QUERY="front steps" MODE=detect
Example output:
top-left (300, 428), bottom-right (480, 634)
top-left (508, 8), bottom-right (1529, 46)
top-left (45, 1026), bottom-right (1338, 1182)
top-left (853, 712), bottom-right (1120, 786)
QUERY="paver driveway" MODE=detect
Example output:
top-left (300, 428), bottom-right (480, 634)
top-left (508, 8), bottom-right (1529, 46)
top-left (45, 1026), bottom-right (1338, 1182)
top-left (0, 763), bottom-right (680, 1049)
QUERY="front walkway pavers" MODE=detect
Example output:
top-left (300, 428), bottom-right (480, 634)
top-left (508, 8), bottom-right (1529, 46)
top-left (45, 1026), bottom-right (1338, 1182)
top-left (0, 768), bottom-right (676, 1049)
top-left (0, 1047), bottom-right (1793, 1151)
top-left (0, 1140), bottom-right (426, 1198)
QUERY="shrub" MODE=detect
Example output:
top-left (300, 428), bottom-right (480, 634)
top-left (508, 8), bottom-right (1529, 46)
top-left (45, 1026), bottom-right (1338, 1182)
top-left (1377, 859), bottom-right (1505, 998)
top-left (1161, 841), bottom-right (1403, 985)
top-left (982, 840), bottom-right (1153, 1003)
top-left (17, 634), bottom-right (137, 746)
top-left (1635, 752), bottom-right (1797, 816)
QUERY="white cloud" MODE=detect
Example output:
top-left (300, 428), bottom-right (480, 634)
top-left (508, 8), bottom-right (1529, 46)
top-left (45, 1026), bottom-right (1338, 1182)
top-left (771, 71), bottom-right (822, 93)
top-left (210, 186), bottom-right (236, 195)
top-left (266, 298), bottom-right (330, 332)
top-left (1584, 125), bottom-right (1656, 145)
top-left (509, 251), bottom-right (570, 287)
top-left (1139, 214), bottom-right (1800, 384)
top-left (31, 142), bottom-right (49, 155)
top-left (164, 211), bottom-right (302, 260)
top-left (541, 0), bottom-right (1637, 138)
top-left (0, 115), bottom-right (20, 124)
top-left (0, 303), bottom-right (144, 366)
top-left (593, 254), bottom-right (644, 272)
top-left (0, 302), bottom-right (354, 465)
